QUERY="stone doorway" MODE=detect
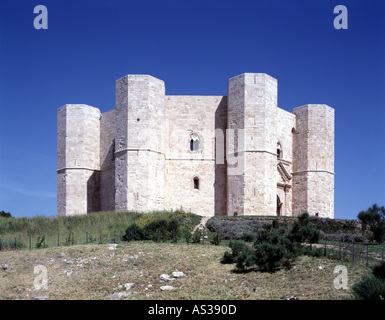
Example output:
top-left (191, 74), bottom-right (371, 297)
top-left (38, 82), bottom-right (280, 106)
top-left (277, 195), bottom-right (282, 216)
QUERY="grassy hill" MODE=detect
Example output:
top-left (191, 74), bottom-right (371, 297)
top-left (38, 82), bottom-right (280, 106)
top-left (0, 241), bottom-right (371, 300)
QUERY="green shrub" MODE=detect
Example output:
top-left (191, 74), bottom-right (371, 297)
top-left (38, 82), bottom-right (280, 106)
top-left (192, 229), bottom-right (202, 243)
top-left (122, 223), bottom-right (143, 241)
top-left (210, 231), bottom-right (222, 246)
top-left (300, 245), bottom-right (323, 257)
top-left (351, 275), bottom-right (385, 300)
top-left (140, 218), bottom-right (181, 242)
top-left (0, 210), bottom-right (12, 218)
top-left (253, 219), bottom-right (299, 272)
top-left (289, 212), bottom-right (320, 245)
top-left (120, 210), bottom-right (199, 243)
top-left (240, 232), bottom-right (256, 242)
top-left (310, 216), bottom-right (358, 234)
top-left (221, 220), bottom-right (296, 272)
top-left (372, 262), bottom-right (385, 280)
top-left (221, 213), bottom-right (323, 273)
top-left (221, 240), bottom-right (255, 270)
top-left (358, 204), bottom-right (385, 244)
top-left (144, 219), bottom-right (167, 241)
top-left (36, 235), bottom-right (45, 248)
top-left (372, 224), bottom-right (385, 244)
top-left (221, 250), bottom-right (234, 264)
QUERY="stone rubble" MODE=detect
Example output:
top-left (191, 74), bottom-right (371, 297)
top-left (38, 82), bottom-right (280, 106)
top-left (159, 274), bottom-right (174, 282)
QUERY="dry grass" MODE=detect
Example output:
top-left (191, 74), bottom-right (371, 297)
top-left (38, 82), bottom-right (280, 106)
top-left (0, 242), bottom-right (371, 300)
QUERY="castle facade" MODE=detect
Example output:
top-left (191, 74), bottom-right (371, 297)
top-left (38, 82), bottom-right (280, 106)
top-left (57, 73), bottom-right (334, 218)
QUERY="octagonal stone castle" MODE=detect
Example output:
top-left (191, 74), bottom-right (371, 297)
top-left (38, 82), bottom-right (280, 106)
top-left (57, 73), bottom-right (334, 218)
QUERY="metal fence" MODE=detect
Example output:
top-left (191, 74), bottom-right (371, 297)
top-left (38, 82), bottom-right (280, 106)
top-left (1, 231), bottom-right (384, 268)
top-left (0, 228), bottom-right (215, 251)
top-left (317, 240), bottom-right (384, 267)
top-left (0, 231), bottom-right (126, 251)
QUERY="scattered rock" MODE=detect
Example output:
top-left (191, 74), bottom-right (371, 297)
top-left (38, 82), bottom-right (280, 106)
top-left (318, 266), bottom-right (323, 270)
top-left (2, 264), bottom-right (8, 270)
top-left (108, 243), bottom-right (118, 250)
top-left (124, 283), bottom-right (135, 291)
top-left (172, 271), bottom-right (185, 278)
top-left (285, 295), bottom-right (299, 300)
top-left (66, 270), bottom-right (73, 276)
top-left (128, 255), bottom-right (138, 260)
top-left (160, 285), bottom-right (175, 291)
top-left (63, 259), bottom-right (74, 264)
top-left (109, 291), bottom-right (134, 300)
top-left (253, 287), bottom-right (261, 292)
top-left (159, 274), bottom-right (174, 281)
top-left (60, 253), bottom-right (66, 257)
top-left (33, 295), bottom-right (49, 300)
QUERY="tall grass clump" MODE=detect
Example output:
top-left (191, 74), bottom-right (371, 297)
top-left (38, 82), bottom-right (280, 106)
top-left (0, 215), bottom-right (58, 236)
top-left (0, 209), bottom-right (201, 246)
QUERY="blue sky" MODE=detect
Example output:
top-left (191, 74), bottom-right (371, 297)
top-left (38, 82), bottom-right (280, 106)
top-left (0, 0), bottom-right (384, 219)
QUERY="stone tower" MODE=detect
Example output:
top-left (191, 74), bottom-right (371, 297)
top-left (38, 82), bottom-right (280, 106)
top-left (292, 105), bottom-right (335, 218)
top-left (227, 73), bottom-right (278, 216)
top-left (57, 104), bottom-right (101, 216)
top-left (57, 73), bottom-right (334, 218)
top-left (114, 75), bottom-right (165, 212)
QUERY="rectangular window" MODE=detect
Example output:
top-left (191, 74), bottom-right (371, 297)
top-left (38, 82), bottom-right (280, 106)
top-left (193, 177), bottom-right (199, 190)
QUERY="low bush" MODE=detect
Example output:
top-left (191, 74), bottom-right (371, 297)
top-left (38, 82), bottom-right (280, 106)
top-left (372, 262), bottom-right (385, 280)
top-left (309, 216), bottom-right (359, 234)
top-left (352, 261), bottom-right (385, 300)
top-left (143, 219), bottom-right (170, 241)
top-left (122, 218), bottom-right (182, 242)
top-left (289, 212), bottom-right (321, 245)
top-left (351, 275), bottom-right (385, 300)
top-left (221, 213), bottom-right (322, 272)
top-left (191, 229), bottom-right (202, 243)
top-left (240, 232), bottom-right (256, 242)
top-left (120, 209), bottom-right (200, 243)
top-left (221, 240), bottom-right (255, 270)
top-left (358, 204), bottom-right (385, 244)
top-left (253, 219), bottom-right (300, 272)
top-left (206, 218), bottom-right (263, 240)
top-left (122, 223), bottom-right (143, 241)
top-left (301, 245), bottom-right (323, 257)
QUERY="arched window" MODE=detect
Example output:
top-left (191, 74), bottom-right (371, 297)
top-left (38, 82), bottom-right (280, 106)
top-left (190, 139), bottom-right (199, 151)
top-left (193, 177), bottom-right (199, 190)
top-left (189, 132), bottom-right (200, 151)
top-left (277, 142), bottom-right (283, 159)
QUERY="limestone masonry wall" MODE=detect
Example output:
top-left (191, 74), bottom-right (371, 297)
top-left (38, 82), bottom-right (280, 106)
top-left (57, 73), bottom-right (335, 218)
top-left (164, 95), bottom-right (227, 215)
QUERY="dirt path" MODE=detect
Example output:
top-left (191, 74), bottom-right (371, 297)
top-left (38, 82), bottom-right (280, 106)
top-left (192, 216), bottom-right (211, 233)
